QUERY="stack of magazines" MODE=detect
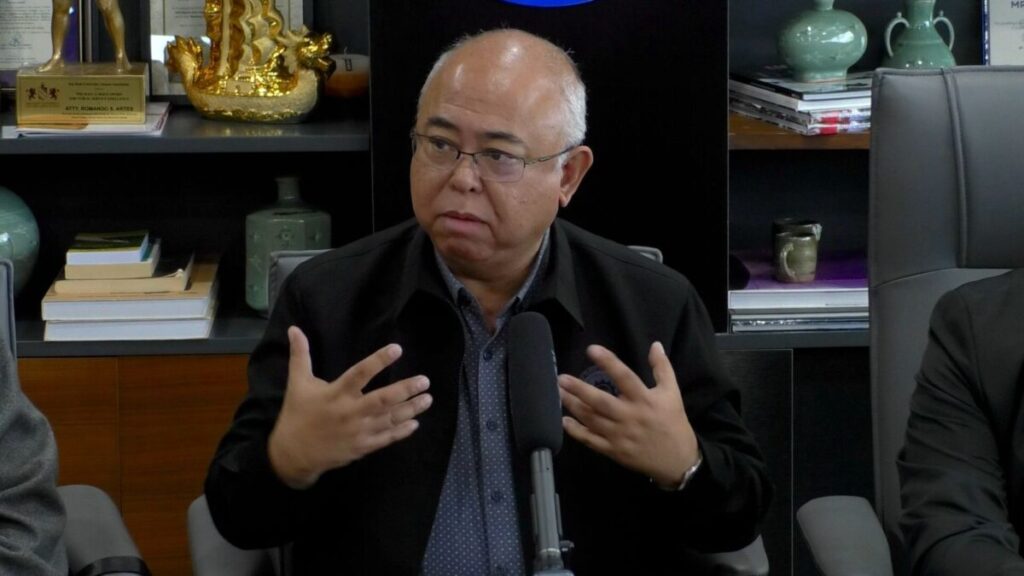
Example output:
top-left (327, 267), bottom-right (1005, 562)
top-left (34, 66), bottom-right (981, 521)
top-left (729, 65), bottom-right (871, 136)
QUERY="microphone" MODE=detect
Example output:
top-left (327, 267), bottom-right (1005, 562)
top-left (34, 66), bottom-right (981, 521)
top-left (508, 312), bottom-right (573, 576)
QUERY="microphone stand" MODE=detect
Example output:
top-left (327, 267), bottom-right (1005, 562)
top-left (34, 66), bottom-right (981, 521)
top-left (530, 448), bottom-right (573, 576)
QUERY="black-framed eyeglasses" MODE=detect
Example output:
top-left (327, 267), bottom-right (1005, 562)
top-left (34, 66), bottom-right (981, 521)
top-left (410, 132), bottom-right (575, 183)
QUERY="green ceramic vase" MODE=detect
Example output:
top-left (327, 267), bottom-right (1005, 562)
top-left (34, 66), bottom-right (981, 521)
top-left (0, 186), bottom-right (40, 296)
top-left (245, 177), bottom-right (331, 314)
top-left (883, 0), bottom-right (955, 69)
top-left (778, 0), bottom-right (867, 82)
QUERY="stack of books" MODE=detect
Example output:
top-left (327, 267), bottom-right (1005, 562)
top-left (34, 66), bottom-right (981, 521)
top-left (41, 230), bottom-right (219, 341)
top-left (729, 251), bottom-right (868, 333)
top-left (729, 65), bottom-right (872, 136)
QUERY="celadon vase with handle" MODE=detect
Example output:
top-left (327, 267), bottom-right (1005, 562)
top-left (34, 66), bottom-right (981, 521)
top-left (777, 0), bottom-right (867, 82)
top-left (883, 0), bottom-right (955, 68)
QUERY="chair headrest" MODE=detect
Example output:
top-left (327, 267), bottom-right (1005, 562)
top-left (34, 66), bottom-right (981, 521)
top-left (871, 67), bottom-right (1024, 282)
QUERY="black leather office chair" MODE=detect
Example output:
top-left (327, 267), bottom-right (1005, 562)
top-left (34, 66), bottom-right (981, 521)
top-left (797, 66), bottom-right (1024, 575)
top-left (0, 259), bottom-right (150, 576)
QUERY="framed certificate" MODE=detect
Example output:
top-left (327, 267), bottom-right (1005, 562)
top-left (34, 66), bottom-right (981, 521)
top-left (0, 0), bottom-right (80, 89)
top-left (984, 0), bottom-right (1024, 64)
top-left (145, 0), bottom-right (309, 97)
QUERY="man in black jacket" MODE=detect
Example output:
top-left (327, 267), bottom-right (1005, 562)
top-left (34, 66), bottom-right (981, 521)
top-left (900, 269), bottom-right (1024, 574)
top-left (206, 28), bottom-right (770, 575)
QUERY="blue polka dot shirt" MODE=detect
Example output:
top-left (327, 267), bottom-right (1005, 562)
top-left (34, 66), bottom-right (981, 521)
top-left (421, 231), bottom-right (550, 576)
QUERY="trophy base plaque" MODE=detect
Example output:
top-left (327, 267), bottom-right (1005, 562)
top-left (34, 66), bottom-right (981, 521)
top-left (15, 63), bottom-right (147, 126)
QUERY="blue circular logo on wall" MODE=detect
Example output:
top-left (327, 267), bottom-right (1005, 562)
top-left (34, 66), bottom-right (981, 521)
top-left (500, 0), bottom-right (593, 6)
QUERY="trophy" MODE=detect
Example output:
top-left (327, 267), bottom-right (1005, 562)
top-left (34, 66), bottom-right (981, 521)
top-left (15, 0), bottom-right (147, 126)
top-left (165, 0), bottom-right (334, 122)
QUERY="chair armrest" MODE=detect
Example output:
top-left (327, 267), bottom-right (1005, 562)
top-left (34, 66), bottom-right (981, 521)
top-left (796, 495), bottom-right (893, 576)
top-left (188, 495), bottom-right (278, 576)
top-left (700, 535), bottom-right (770, 576)
top-left (59, 484), bottom-right (149, 575)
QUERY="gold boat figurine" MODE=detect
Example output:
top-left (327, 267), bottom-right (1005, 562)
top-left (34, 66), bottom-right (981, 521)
top-left (167, 0), bottom-right (334, 122)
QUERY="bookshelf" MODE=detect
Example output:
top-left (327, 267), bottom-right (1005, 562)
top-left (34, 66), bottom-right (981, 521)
top-left (0, 2), bottom-right (983, 574)
top-left (729, 3), bottom-right (984, 574)
top-left (1, 107), bottom-right (370, 358)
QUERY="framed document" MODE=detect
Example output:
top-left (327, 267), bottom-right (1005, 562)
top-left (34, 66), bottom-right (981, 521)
top-left (984, 0), bottom-right (1024, 64)
top-left (0, 0), bottom-right (80, 89)
top-left (146, 0), bottom-right (308, 97)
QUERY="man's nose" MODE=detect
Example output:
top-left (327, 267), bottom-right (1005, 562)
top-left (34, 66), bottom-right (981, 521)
top-left (449, 153), bottom-right (483, 190)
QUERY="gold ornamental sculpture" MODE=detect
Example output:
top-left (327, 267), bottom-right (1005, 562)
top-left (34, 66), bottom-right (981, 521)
top-left (166, 0), bottom-right (334, 122)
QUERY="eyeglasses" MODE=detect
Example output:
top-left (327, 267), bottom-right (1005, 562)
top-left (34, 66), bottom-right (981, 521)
top-left (410, 132), bottom-right (575, 183)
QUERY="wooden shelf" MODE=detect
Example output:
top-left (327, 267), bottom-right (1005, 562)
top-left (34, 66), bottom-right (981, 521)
top-left (0, 107), bottom-right (370, 155)
top-left (15, 314), bottom-right (266, 357)
top-left (729, 113), bottom-right (870, 151)
top-left (716, 329), bottom-right (868, 350)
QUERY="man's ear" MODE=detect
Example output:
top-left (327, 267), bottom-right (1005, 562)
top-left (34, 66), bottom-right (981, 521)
top-left (558, 145), bottom-right (594, 208)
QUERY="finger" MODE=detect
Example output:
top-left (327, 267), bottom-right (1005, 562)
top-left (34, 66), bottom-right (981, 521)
top-left (562, 415), bottom-right (614, 454)
top-left (586, 345), bottom-right (648, 400)
top-left (336, 344), bottom-right (403, 393)
top-left (362, 375), bottom-right (430, 414)
top-left (360, 419), bottom-right (421, 454)
top-left (558, 385), bottom-right (620, 434)
top-left (558, 373), bottom-right (627, 420)
top-left (648, 341), bottom-right (681, 399)
top-left (366, 393), bottom-right (433, 434)
top-left (287, 326), bottom-right (314, 383)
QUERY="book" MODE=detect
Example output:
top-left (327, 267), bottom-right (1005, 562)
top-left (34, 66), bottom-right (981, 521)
top-left (43, 299), bottom-right (217, 341)
top-left (42, 257), bottom-right (219, 321)
top-left (63, 239), bottom-right (162, 279)
top-left (730, 66), bottom-right (873, 101)
top-left (54, 252), bottom-right (194, 295)
top-left (66, 230), bottom-right (150, 265)
top-left (731, 317), bottom-right (869, 332)
top-left (731, 310), bottom-right (868, 321)
top-left (729, 80), bottom-right (871, 112)
top-left (729, 94), bottom-right (871, 125)
top-left (731, 101), bottom-right (870, 136)
top-left (729, 252), bottom-right (867, 312)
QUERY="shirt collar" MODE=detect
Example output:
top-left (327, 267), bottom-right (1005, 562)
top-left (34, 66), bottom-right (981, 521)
top-left (394, 220), bottom-right (584, 330)
top-left (433, 229), bottom-right (550, 316)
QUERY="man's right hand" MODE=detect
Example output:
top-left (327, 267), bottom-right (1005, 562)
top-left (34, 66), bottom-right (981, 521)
top-left (268, 326), bottom-right (433, 489)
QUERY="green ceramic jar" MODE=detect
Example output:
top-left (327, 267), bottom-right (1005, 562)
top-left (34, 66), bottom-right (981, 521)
top-left (245, 177), bottom-right (331, 314)
top-left (883, 0), bottom-right (955, 69)
top-left (778, 0), bottom-right (867, 82)
top-left (0, 186), bottom-right (40, 295)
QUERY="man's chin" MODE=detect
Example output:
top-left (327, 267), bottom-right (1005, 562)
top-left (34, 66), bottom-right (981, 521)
top-left (435, 239), bottom-right (490, 265)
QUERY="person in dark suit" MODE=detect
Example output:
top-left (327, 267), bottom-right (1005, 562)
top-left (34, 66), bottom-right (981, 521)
top-left (900, 268), bottom-right (1024, 574)
top-left (207, 28), bottom-right (770, 575)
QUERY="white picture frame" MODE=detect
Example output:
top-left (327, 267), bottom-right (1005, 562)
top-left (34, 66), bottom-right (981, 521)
top-left (984, 0), bottom-right (1024, 64)
top-left (0, 0), bottom-right (81, 89)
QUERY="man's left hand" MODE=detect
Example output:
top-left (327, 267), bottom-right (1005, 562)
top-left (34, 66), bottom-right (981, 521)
top-left (558, 342), bottom-right (699, 488)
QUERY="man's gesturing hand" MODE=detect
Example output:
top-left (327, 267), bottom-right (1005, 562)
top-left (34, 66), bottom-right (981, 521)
top-left (558, 342), bottom-right (699, 489)
top-left (268, 326), bottom-right (433, 489)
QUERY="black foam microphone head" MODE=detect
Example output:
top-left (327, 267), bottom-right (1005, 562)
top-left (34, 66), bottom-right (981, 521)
top-left (508, 311), bottom-right (563, 455)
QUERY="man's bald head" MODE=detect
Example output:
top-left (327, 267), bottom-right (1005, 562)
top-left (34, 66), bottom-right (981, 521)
top-left (417, 29), bottom-right (587, 149)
